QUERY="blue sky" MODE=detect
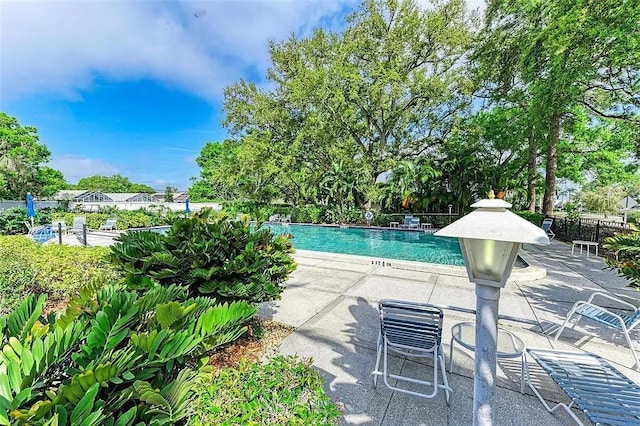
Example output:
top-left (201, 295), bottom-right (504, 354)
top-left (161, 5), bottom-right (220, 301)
top-left (1, 0), bottom-right (483, 191)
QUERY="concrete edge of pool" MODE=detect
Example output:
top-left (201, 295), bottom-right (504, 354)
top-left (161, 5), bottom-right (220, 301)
top-left (293, 248), bottom-right (547, 282)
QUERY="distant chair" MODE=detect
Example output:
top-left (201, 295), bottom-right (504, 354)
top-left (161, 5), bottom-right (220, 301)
top-left (541, 218), bottom-right (555, 240)
top-left (402, 215), bottom-right (419, 229)
top-left (51, 220), bottom-right (67, 234)
top-left (99, 218), bottom-right (117, 231)
top-left (70, 216), bottom-right (86, 234)
top-left (268, 214), bottom-right (281, 222)
top-left (281, 214), bottom-right (291, 223)
top-left (555, 291), bottom-right (640, 368)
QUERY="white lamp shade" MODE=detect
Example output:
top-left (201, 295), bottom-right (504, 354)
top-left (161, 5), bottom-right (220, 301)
top-left (435, 198), bottom-right (549, 286)
top-left (459, 239), bottom-right (520, 287)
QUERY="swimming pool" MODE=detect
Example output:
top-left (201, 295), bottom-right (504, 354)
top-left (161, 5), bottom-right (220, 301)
top-left (147, 223), bottom-right (464, 266)
top-left (268, 224), bottom-right (464, 266)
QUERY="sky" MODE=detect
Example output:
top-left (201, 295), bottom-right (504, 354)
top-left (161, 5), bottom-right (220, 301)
top-left (0, 0), bottom-right (484, 191)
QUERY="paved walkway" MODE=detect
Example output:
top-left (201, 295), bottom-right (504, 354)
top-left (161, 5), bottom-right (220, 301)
top-left (260, 241), bottom-right (640, 425)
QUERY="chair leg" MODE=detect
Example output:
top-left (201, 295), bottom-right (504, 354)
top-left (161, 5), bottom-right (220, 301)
top-left (373, 333), bottom-right (382, 388)
top-left (448, 338), bottom-right (455, 373)
top-left (555, 307), bottom-right (579, 340)
top-left (622, 327), bottom-right (640, 369)
top-left (438, 350), bottom-right (451, 405)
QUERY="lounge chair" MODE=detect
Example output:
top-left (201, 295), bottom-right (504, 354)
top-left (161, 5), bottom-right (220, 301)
top-left (99, 218), bottom-right (117, 230)
top-left (372, 299), bottom-right (451, 403)
top-left (32, 226), bottom-right (55, 244)
top-left (51, 220), bottom-right (67, 234)
top-left (281, 214), bottom-right (291, 223)
top-left (401, 215), bottom-right (419, 229)
top-left (555, 291), bottom-right (640, 368)
top-left (268, 214), bottom-right (281, 222)
top-left (70, 216), bottom-right (86, 234)
top-left (524, 348), bottom-right (640, 425)
top-left (541, 218), bottom-right (555, 240)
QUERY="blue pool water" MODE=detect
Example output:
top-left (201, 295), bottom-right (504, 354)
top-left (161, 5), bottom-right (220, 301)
top-left (267, 224), bottom-right (464, 266)
top-left (146, 224), bottom-right (464, 266)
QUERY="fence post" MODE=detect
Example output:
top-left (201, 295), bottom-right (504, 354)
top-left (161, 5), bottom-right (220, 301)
top-left (595, 220), bottom-right (600, 243)
top-left (82, 223), bottom-right (87, 246)
top-left (58, 222), bottom-right (62, 244)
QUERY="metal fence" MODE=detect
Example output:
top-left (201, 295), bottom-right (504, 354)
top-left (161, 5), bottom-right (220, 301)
top-left (551, 217), bottom-right (632, 246)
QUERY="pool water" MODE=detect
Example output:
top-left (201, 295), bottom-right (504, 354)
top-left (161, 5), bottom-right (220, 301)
top-left (267, 224), bottom-right (464, 266)
top-left (146, 223), bottom-right (464, 266)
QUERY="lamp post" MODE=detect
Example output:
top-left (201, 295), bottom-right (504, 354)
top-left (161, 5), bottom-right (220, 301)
top-left (435, 197), bottom-right (549, 426)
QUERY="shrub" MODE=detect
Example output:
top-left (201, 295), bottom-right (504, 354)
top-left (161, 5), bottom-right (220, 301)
top-left (52, 208), bottom-right (175, 230)
top-left (0, 281), bottom-right (257, 424)
top-left (514, 211), bottom-right (544, 226)
top-left (0, 236), bottom-right (117, 313)
top-left (192, 356), bottom-right (340, 425)
top-left (0, 207), bottom-right (55, 235)
top-left (109, 209), bottom-right (297, 303)
top-left (603, 231), bottom-right (640, 289)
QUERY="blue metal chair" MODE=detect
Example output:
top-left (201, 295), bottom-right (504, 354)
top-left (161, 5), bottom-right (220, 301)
top-left (541, 218), bottom-right (555, 240)
top-left (525, 348), bottom-right (640, 425)
top-left (555, 291), bottom-right (640, 368)
top-left (372, 299), bottom-right (451, 403)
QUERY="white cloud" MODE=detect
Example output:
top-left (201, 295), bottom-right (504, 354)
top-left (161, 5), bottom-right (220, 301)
top-left (49, 155), bottom-right (120, 183)
top-left (0, 0), bottom-right (356, 103)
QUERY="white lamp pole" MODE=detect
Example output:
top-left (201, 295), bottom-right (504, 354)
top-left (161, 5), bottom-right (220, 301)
top-left (435, 197), bottom-right (549, 426)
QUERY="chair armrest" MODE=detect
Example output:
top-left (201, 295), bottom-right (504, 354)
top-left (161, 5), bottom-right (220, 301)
top-left (586, 292), bottom-right (637, 310)
top-left (575, 301), bottom-right (627, 326)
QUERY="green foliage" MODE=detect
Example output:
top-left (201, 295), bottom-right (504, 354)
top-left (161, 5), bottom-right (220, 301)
top-left (514, 211), bottom-right (544, 227)
top-left (194, 0), bottom-right (474, 208)
top-left (192, 356), bottom-right (340, 426)
top-left (0, 207), bottom-right (58, 236)
top-left (0, 280), bottom-right (257, 424)
top-left (109, 209), bottom-right (296, 303)
top-left (0, 236), bottom-right (117, 314)
top-left (475, 0), bottom-right (640, 215)
top-left (579, 185), bottom-right (626, 217)
top-left (603, 231), bottom-right (640, 289)
top-left (74, 174), bottom-right (155, 193)
top-left (163, 185), bottom-right (176, 203)
top-left (52, 208), bottom-right (173, 230)
top-left (0, 113), bottom-right (67, 199)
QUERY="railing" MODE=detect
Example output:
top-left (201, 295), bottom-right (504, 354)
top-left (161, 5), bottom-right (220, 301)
top-left (551, 217), bottom-right (632, 246)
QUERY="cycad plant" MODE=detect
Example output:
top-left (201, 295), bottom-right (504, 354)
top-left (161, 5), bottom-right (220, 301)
top-left (109, 208), bottom-right (296, 304)
top-left (0, 279), bottom-right (257, 425)
top-left (603, 229), bottom-right (640, 289)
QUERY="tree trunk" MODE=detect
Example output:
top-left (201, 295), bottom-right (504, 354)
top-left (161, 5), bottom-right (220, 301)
top-left (526, 125), bottom-right (537, 212)
top-left (542, 115), bottom-right (559, 216)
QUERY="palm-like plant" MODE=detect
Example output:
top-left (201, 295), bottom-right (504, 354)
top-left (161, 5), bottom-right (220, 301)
top-left (0, 280), bottom-right (257, 424)
top-left (603, 230), bottom-right (640, 289)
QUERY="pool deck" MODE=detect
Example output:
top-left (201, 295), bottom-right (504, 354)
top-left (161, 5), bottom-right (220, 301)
top-left (53, 226), bottom-right (640, 424)
top-left (260, 240), bottom-right (640, 425)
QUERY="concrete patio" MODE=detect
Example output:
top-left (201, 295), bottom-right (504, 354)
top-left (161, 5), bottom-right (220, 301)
top-left (260, 240), bottom-right (640, 425)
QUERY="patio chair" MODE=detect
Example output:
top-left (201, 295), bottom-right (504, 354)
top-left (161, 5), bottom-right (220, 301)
top-left (281, 214), bottom-right (291, 223)
top-left (524, 347), bottom-right (640, 425)
top-left (99, 218), bottom-right (117, 230)
top-left (32, 226), bottom-right (55, 244)
top-left (555, 291), bottom-right (640, 368)
top-left (268, 214), bottom-right (281, 222)
top-left (372, 299), bottom-right (451, 403)
top-left (541, 218), bottom-right (555, 240)
top-left (401, 215), bottom-right (419, 229)
top-left (70, 216), bottom-right (86, 234)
